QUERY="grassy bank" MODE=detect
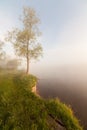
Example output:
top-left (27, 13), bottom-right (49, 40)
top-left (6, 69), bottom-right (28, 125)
top-left (0, 72), bottom-right (83, 130)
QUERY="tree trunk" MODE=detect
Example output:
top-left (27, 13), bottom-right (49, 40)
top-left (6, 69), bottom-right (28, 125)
top-left (26, 56), bottom-right (29, 74)
top-left (26, 39), bottom-right (29, 75)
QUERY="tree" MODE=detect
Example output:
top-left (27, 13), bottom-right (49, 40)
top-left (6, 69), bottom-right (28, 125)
top-left (6, 59), bottom-right (20, 71)
top-left (0, 40), bottom-right (4, 60)
top-left (6, 7), bottom-right (43, 74)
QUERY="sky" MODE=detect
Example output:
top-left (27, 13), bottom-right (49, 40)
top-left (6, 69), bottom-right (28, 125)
top-left (0, 0), bottom-right (87, 76)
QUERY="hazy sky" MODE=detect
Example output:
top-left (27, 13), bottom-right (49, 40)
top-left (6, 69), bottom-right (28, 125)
top-left (0, 0), bottom-right (87, 74)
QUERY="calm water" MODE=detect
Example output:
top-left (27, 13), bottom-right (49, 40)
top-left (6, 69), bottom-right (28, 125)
top-left (37, 77), bottom-right (87, 130)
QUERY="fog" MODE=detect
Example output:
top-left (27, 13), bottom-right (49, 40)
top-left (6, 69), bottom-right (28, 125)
top-left (0, 0), bottom-right (87, 129)
top-left (30, 64), bottom-right (87, 129)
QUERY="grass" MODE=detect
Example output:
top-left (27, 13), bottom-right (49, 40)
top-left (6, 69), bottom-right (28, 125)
top-left (45, 99), bottom-right (83, 130)
top-left (0, 71), bottom-right (83, 130)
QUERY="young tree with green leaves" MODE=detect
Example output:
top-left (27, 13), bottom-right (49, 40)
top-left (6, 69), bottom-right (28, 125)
top-left (6, 7), bottom-right (43, 74)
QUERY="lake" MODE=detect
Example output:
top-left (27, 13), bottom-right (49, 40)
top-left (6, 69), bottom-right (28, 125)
top-left (35, 65), bottom-right (87, 130)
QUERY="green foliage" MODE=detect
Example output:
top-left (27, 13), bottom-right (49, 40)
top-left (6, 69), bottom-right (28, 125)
top-left (0, 73), bottom-right (83, 130)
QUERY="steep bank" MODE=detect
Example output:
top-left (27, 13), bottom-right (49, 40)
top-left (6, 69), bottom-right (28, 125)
top-left (0, 73), bottom-right (83, 130)
top-left (31, 86), bottom-right (66, 130)
top-left (31, 78), bottom-right (83, 130)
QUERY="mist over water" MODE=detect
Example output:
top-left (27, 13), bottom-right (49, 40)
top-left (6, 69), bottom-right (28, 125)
top-left (33, 65), bottom-right (87, 130)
